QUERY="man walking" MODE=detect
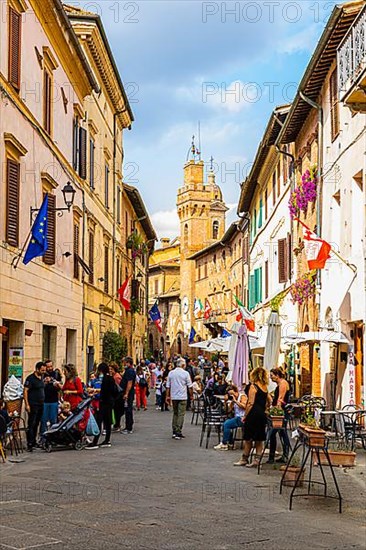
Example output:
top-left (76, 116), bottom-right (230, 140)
top-left (41, 360), bottom-right (61, 436)
top-left (24, 361), bottom-right (46, 451)
top-left (120, 357), bottom-right (136, 434)
top-left (166, 357), bottom-right (193, 440)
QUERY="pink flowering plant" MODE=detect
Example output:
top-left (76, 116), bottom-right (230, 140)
top-left (289, 166), bottom-right (317, 219)
top-left (290, 273), bottom-right (316, 306)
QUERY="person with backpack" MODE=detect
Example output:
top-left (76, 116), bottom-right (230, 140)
top-left (135, 365), bottom-right (148, 410)
top-left (86, 363), bottom-right (119, 449)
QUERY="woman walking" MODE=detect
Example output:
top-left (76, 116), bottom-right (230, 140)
top-left (86, 363), bottom-right (117, 449)
top-left (234, 367), bottom-right (271, 468)
top-left (110, 363), bottom-right (123, 430)
top-left (62, 364), bottom-right (83, 411)
top-left (267, 367), bottom-right (291, 464)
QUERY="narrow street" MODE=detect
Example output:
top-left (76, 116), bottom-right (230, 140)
top-left (1, 399), bottom-right (365, 550)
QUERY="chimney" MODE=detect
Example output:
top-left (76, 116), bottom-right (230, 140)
top-left (160, 238), bottom-right (170, 248)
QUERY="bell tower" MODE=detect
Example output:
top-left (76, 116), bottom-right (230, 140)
top-left (176, 147), bottom-right (228, 350)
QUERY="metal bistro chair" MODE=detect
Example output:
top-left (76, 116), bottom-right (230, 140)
top-left (191, 394), bottom-right (204, 425)
top-left (0, 417), bottom-right (7, 462)
top-left (199, 394), bottom-right (226, 449)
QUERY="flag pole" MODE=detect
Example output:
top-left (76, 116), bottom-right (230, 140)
top-left (330, 248), bottom-right (357, 273)
top-left (11, 228), bottom-right (33, 270)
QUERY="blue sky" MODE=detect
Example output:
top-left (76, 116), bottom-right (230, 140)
top-left (94, 0), bottom-right (339, 238)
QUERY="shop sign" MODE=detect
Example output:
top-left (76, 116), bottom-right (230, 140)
top-left (347, 345), bottom-right (355, 405)
top-left (8, 348), bottom-right (23, 380)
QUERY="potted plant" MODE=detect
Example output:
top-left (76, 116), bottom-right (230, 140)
top-left (314, 440), bottom-right (356, 468)
top-left (268, 406), bottom-right (285, 428)
top-left (280, 453), bottom-right (305, 487)
top-left (299, 413), bottom-right (326, 447)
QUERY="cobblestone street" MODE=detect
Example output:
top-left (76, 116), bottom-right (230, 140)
top-left (1, 399), bottom-right (365, 550)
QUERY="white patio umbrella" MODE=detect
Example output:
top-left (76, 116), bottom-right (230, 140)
top-left (263, 312), bottom-right (282, 389)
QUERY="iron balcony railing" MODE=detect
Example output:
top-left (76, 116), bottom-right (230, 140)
top-left (338, 4), bottom-right (366, 98)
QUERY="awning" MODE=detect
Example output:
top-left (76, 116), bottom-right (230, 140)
top-left (189, 334), bottom-right (261, 353)
top-left (284, 331), bottom-right (350, 344)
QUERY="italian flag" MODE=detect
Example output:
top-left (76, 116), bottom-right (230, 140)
top-left (235, 295), bottom-right (255, 332)
top-left (295, 218), bottom-right (331, 269)
top-left (194, 298), bottom-right (204, 318)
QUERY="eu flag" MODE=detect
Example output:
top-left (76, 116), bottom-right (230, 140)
top-left (23, 194), bottom-right (49, 265)
top-left (189, 327), bottom-right (196, 344)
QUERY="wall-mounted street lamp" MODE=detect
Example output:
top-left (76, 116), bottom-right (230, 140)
top-left (30, 182), bottom-right (76, 222)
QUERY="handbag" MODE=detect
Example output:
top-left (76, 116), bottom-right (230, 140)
top-left (86, 410), bottom-right (100, 437)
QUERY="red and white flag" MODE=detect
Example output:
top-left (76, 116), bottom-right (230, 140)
top-left (118, 277), bottom-right (131, 311)
top-left (204, 299), bottom-right (212, 320)
top-left (295, 218), bottom-right (331, 270)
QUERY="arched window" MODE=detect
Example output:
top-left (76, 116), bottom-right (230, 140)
top-left (212, 220), bottom-right (219, 240)
top-left (177, 335), bottom-right (182, 355)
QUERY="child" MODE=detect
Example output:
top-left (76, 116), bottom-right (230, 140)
top-left (59, 401), bottom-right (72, 422)
top-left (155, 375), bottom-right (162, 409)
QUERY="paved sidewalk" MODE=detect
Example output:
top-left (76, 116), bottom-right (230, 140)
top-left (0, 400), bottom-right (365, 549)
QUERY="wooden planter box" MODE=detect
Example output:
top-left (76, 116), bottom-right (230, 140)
top-left (280, 465), bottom-right (305, 487)
top-left (313, 450), bottom-right (356, 468)
top-left (299, 425), bottom-right (326, 447)
top-left (270, 415), bottom-right (285, 429)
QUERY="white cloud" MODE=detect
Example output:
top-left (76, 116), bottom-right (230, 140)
top-left (277, 25), bottom-right (320, 55)
top-left (151, 208), bottom-right (180, 240)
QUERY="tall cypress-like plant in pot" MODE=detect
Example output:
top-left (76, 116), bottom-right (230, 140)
top-left (103, 331), bottom-right (128, 363)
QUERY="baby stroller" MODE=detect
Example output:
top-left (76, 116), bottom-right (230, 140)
top-left (42, 397), bottom-right (92, 452)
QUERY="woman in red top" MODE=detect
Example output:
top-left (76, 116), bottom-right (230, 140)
top-left (62, 364), bottom-right (83, 410)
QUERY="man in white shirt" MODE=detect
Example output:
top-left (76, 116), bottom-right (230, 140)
top-left (166, 357), bottom-right (193, 439)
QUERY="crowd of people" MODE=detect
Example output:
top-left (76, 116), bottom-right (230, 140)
top-left (16, 354), bottom-right (214, 451)
top-left (2, 353), bottom-right (291, 462)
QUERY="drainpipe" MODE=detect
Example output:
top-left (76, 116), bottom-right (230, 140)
top-left (81, 187), bottom-right (86, 377)
top-left (113, 114), bottom-right (117, 333)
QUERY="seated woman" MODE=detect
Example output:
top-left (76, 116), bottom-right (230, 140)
top-left (267, 367), bottom-right (291, 464)
top-left (192, 376), bottom-right (203, 397)
top-left (214, 385), bottom-right (247, 451)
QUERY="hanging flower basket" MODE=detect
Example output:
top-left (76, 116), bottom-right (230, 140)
top-left (289, 166), bottom-right (317, 219)
top-left (290, 272), bottom-right (316, 306)
top-left (127, 232), bottom-right (148, 259)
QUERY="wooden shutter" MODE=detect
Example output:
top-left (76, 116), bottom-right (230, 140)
top-left (116, 257), bottom-right (120, 291)
top-left (272, 172), bottom-right (276, 205)
top-left (105, 165), bottom-right (109, 207)
top-left (243, 235), bottom-right (249, 264)
top-left (330, 69), bottom-right (339, 141)
top-left (258, 198), bottom-right (263, 228)
top-left (265, 260), bottom-right (269, 300)
top-left (257, 267), bottom-right (262, 304)
top-left (278, 238), bottom-right (287, 283)
top-left (73, 223), bottom-right (79, 279)
top-left (6, 158), bottom-right (20, 246)
top-left (264, 189), bottom-right (268, 219)
top-left (89, 138), bottom-right (95, 188)
top-left (287, 232), bottom-right (292, 281)
top-left (88, 232), bottom-right (94, 284)
top-left (104, 245), bottom-right (109, 294)
top-left (249, 273), bottom-right (255, 310)
top-left (8, 7), bottom-right (21, 90)
top-left (154, 278), bottom-right (159, 295)
top-left (79, 127), bottom-right (87, 179)
top-left (43, 194), bottom-right (56, 265)
top-left (277, 163), bottom-right (281, 198)
top-left (72, 117), bottom-right (79, 170)
top-left (43, 69), bottom-right (52, 134)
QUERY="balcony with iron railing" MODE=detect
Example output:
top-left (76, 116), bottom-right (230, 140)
top-left (337, 4), bottom-right (366, 111)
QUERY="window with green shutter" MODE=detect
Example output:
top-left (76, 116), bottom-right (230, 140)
top-left (258, 198), bottom-right (263, 228)
top-left (249, 273), bottom-right (255, 310)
